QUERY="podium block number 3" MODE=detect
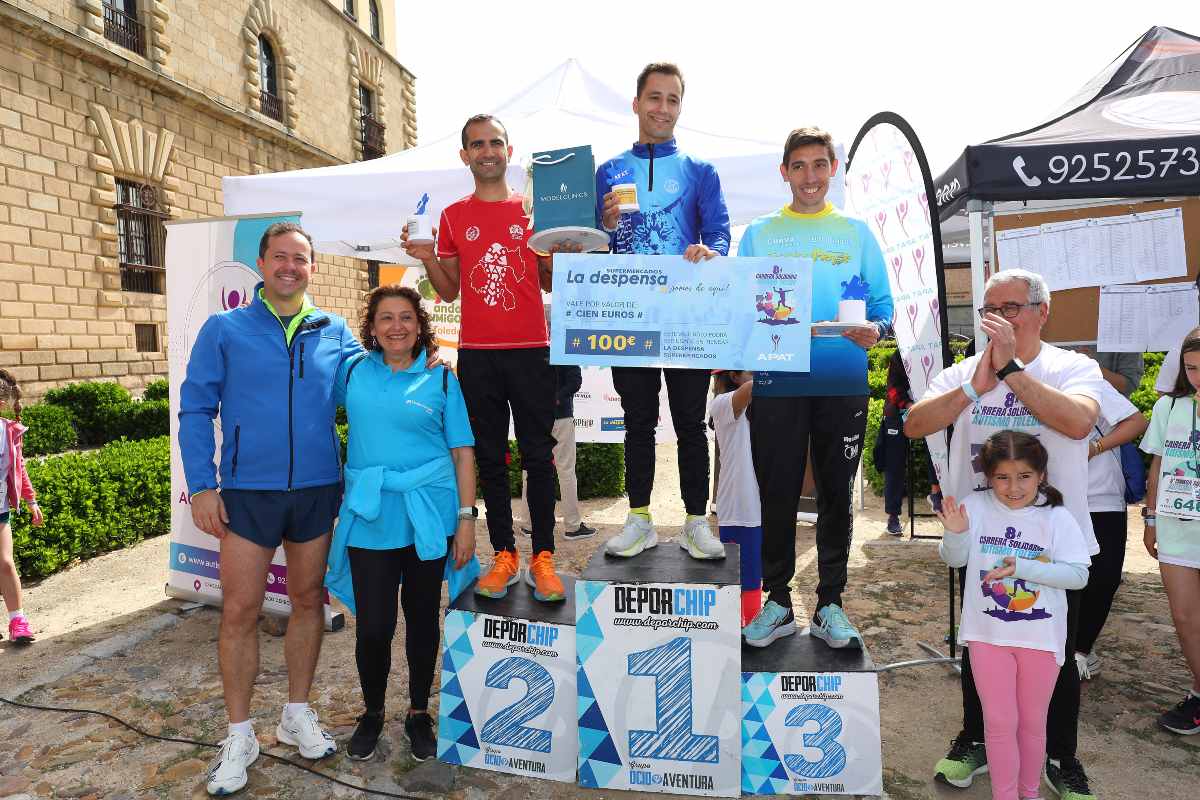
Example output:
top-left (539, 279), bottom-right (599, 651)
top-left (783, 704), bottom-right (846, 780)
top-left (627, 636), bottom-right (719, 763)
top-left (480, 656), bottom-right (555, 754)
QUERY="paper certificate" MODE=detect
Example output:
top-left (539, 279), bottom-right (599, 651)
top-left (550, 254), bottom-right (813, 371)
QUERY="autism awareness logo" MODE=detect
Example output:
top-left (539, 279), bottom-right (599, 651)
top-left (221, 286), bottom-right (251, 311)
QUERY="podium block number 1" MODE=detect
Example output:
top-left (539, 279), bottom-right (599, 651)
top-left (480, 656), bottom-right (555, 754)
top-left (627, 636), bottom-right (719, 763)
top-left (783, 704), bottom-right (847, 780)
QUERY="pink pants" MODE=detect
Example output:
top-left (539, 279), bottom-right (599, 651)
top-left (969, 641), bottom-right (1060, 800)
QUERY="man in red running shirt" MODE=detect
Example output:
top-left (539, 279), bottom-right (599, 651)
top-left (404, 114), bottom-right (566, 603)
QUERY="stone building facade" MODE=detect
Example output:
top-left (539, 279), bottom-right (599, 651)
top-left (0, 0), bottom-right (416, 397)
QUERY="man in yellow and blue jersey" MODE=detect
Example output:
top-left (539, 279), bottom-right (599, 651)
top-left (738, 128), bottom-right (893, 651)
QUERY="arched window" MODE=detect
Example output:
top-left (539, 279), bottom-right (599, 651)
top-left (258, 35), bottom-right (282, 121)
top-left (369, 0), bottom-right (381, 43)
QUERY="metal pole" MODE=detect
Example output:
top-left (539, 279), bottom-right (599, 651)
top-left (968, 200), bottom-right (990, 350)
top-left (948, 566), bottom-right (957, 659)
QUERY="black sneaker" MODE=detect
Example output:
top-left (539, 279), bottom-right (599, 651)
top-left (404, 711), bottom-right (437, 761)
top-left (564, 522), bottom-right (597, 541)
top-left (886, 515), bottom-right (902, 535)
top-left (1045, 756), bottom-right (1096, 800)
top-left (933, 734), bottom-right (988, 788)
top-left (1158, 692), bottom-right (1200, 735)
top-left (347, 711), bottom-right (384, 760)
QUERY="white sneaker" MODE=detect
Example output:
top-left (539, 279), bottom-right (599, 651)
top-left (679, 517), bottom-right (725, 560)
top-left (604, 513), bottom-right (658, 557)
top-left (206, 731), bottom-right (259, 796)
top-left (276, 707), bottom-right (336, 759)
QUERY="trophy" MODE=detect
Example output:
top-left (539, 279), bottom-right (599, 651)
top-left (524, 144), bottom-right (610, 256)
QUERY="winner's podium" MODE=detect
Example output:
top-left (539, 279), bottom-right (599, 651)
top-left (437, 577), bottom-right (579, 782)
top-left (741, 630), bottom-right (883, 796)
top-left (576, 543), bottom-right (742, 797)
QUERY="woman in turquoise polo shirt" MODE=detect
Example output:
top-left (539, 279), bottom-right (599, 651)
top-left (325, 285), bottom-right (478, 763)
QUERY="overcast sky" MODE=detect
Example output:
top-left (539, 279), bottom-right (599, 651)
top-left (391, 1), bottom-right (1195, 177)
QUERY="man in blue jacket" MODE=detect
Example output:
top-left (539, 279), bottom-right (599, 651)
top-left (179, 222), bottom-right (362, 796)
top-left (594, 62), bottom-right (731, 562)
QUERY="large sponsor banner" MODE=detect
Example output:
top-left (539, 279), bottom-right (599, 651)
top-left (742, 672), bottom-right (883, 796)
top-left (437, 609), bottom-right (578, 782)
top-left (846, 118), bottom-right (950, 482)
top-left (165, 213), bottom-right (306, 614)
top-left (575, 580), bottom-right (741, 796)
top-left (551, 254), bottom-right (813, 372)
top-left (377, 264), bottom-right (678, 443)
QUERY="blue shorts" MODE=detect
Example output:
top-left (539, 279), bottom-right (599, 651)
top-left (221, 483), bottom-right (342, 549)
top-left (0, 511), bottom-right (8, 525)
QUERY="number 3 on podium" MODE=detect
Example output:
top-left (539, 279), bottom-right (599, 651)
top-left (783, 704), bottom-right (847, 779)
top-left (627, 636), bottom-right (720, 763)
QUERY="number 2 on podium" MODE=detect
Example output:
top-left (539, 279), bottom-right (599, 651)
top-left (783, 704), bottom-right (847, 779)
top-left (479, 656), bottom-right (555, 754)
top-left (627, 636), bottom-right (719, 763)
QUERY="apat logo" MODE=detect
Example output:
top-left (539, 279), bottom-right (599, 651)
top-left (508, 224), bottom-right (524, 240)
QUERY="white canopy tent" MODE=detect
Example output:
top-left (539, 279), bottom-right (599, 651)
top-left (222, 60), bottom-right (842, 262)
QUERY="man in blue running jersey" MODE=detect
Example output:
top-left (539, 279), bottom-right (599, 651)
top-left (594, 63), bottom-right (731, 563)
top-left (738, 128), bottom-right (893, 651)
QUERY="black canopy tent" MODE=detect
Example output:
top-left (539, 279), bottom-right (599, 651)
top-left (932, 25), bottom-right (1200, 344)
top-left (937, 25), bottom-right (1200, 219)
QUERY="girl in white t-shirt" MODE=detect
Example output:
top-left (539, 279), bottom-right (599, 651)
top-left (938, 430), bottom-right (1091, 800)
top-left (1140, 326), bottom-right (1200, 735)
top-left (707, 371), bottom-right (761, 627)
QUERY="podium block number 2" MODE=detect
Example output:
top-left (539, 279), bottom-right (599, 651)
top-left (627, 636), bottom-right (719, 763)
top-left (783, 704), bottom-right (846, 780)
top-left (480, 656), bottom-right (554, 754)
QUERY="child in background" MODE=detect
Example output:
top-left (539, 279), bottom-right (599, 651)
top-left (707, 370), bottom-right (761, 628)
top-left (1140, 326), bottom-right (1200, 735)
top-left (937, 430), bottom-right (1091, 800)
top-left (0, 369), bottom-right (45, 645)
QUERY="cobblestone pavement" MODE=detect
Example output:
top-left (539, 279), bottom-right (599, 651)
top-left (1, 448), bottom-right (1196, 799)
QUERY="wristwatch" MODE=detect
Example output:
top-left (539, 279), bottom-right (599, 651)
top-left (996, 358), bottom-right (1025, 380)
top-left (458, 506), bottom-right (479, 520)
top-left (1141, 507), bottom-right (1156, 527)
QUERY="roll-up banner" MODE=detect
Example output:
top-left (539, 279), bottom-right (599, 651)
top-left (846, 113), bottom-right (952, 484)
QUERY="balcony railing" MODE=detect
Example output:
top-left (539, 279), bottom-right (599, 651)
top-left (117, 203), bottom-right (168, 294)
top-left (361, 114), bottom-right (386, 160)
top-left (103, 3), bottom-right (145, 56)
top-left (261, 90), bottom-right (283, 122)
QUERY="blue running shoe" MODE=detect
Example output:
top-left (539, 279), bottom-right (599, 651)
top-left (742, 600), bottom-right (795, 648)
top-left (810, 604), bottom-right (863, 649)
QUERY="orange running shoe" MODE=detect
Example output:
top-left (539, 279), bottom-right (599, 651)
top-left (525, 551), bottom-right (565, 602)
top-left (475, 550), bottom-right (521, 598)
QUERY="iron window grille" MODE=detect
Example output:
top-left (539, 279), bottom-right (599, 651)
top-left (102, 1), bottom-right (145, 56)
top-left (115, 180), bottom-right (169, 294)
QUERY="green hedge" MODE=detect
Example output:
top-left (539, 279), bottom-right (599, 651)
top-left (100, 400), bottom-right (169, 441)
top-left (43, 381), bottom-right (131, 446)
top-left (12, 437), bottom-right (171, 579)
top-left (142, 379), bottom-right (169, 401)
top-left (2, 403), bottom-right (77, 456)
top-left (21, 381), bottom-right (168, 454)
